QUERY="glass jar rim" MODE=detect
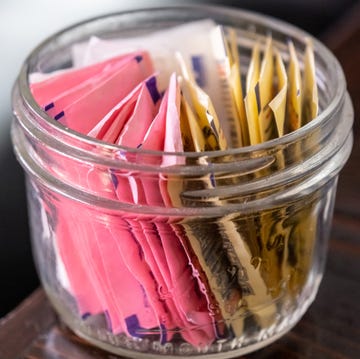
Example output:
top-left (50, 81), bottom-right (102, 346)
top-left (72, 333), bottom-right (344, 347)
top-left (16, 4), bottom-right (346, 160)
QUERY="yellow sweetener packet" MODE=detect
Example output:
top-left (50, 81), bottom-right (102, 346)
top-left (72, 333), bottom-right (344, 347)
top-left (302, 38), bottom-right (318, 125)
top-left (227, 28), bottom-right (250, 146)
top-left (285, 40), bottom-right (302, 133)
top-left (244, 43), bottom-right (261, 145)
top-left (180, 94), bottom-right (196, 152)
top-left (269, 49), bottom-right (288, 137)
top-left (180, 93), bottom-right (207, 152)
top-left (258, 37), bottom-right (277, 142)
top-left (210, 26), bottom-right (243, 147)
top-left (177, 52), bottom-right (228, 151)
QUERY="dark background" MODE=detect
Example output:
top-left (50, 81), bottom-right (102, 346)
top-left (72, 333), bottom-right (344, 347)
top-left (0, 0), bottom-right (358, 318)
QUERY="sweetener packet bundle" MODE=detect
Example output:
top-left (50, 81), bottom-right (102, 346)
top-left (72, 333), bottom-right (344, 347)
top-left (31, 53), bottom-right (165, 337)
top-left (34, 131), bottom-right (164, 337)
top-left (31, 59), bottom-right (219, 345)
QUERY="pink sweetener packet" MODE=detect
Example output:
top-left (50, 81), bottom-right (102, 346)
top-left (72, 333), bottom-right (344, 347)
top-left (140, 73), bottom-right (181, 152)
top-left (34, 139), bottom-right (120, 325)
top-left (116, 76), bottom-right (160, 146)
top-left (89, 215), bottom-right (159, 335)
top-left (139, 73), bottom-right (183, 206)
top-left (108, 219), bottom-right (175, 343)
top-left (140, 73), bottom-right (185, 208)
top-left (156, 222), bottom-right (216, 346)
top-left (50, 160), bottom-right (163, 335)
top-left (55, 196), bottom-right (160, 336)
top-left (87, 75), bottom-right (160, 147)
top-left (70, 211), bottom-right (124, 333)
top-left (172, 224), bottom-right (225, 338)
top-left (86, 87), bottom-right (139, 141)
top-left (43, 151), bottom-right (117, 320)
top-left (47, 158), bottom-right (127, 331)
top-left (55, 200), bottom-right (127, 334)
top-left (114, 76), bottom-right (161, 205)
top-left (100, 75), bottom-right (161, 205)
top-left (44, 166), bottom-right (120, 330)
top-left (34, 52), bottom-right (154, 135)
top-left (138, 217), bottom-right (216, 347)
top-left (30, 53), bottom-right (133, 107)
top-left (129, 219), bottom-right (180, 341)
top-left (87, 74), bottom-right (160, 142)
top-left (55, 202), bottom-right (104, 318)
top-left (42, 55), bottom-right (133, 118)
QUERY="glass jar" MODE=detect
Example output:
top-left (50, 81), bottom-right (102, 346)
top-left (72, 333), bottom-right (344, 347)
top-left (11, 5), bottom-right (353, 359)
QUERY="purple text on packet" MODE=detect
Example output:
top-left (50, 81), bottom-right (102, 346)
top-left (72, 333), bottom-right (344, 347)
top-left (145, 76), bottom-right (161, 104)
top-left (54, 111), bottom-right (65, 121)
top-left (125, 314), bottom-right (145, 338)
top-left (44, 102), bottom-right (54, 111)
top-left (191, 55), bottom-right (206, 87)
top-left (110, 170), bottom-right (119, 188)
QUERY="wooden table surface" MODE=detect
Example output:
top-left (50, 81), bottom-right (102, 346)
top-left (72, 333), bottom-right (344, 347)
top-left (1, 5), bottom-right (359, 359)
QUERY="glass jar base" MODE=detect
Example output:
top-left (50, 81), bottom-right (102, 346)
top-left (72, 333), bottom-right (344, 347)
top-left (46, 277), bottom-right (320, 359)
top-left (70, 324), bottom-right (295, 359)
